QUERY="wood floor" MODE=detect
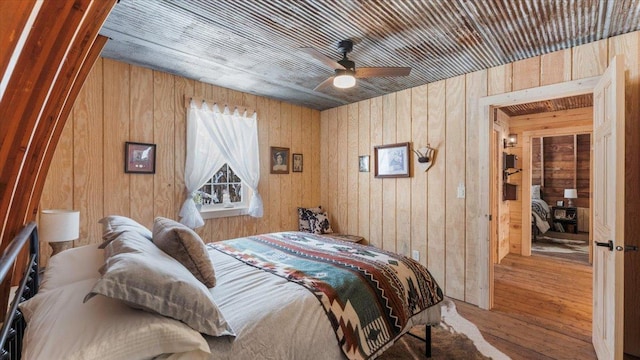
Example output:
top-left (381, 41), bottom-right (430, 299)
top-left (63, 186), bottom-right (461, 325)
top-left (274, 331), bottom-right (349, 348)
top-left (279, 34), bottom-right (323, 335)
top-left (454, 253), bottom-right (596, 360)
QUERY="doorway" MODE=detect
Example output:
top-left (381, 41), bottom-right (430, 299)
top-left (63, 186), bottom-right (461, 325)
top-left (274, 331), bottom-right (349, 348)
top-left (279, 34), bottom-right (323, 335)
top-left (479, 80), bottom-right (599, 356)
top-left (528, 132), bottom-right (592, 264)
top-left (479, 57), bottom-right (637, 359)
top-left (476, 76), bottom-right (600, 310)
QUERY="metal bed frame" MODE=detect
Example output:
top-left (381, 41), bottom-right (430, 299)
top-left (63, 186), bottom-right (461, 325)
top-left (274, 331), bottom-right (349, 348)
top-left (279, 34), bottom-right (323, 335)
top-left (407, 325), bottom-right (433, 358)
top-left (0, 222), bottom-right (39, 360)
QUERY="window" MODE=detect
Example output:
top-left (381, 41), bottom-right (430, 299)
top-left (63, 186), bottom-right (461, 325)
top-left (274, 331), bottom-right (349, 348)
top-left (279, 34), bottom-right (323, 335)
top-left (181, 102), bottom-right (261, 228)
top-left (197, 164), bottom-right (246, 208)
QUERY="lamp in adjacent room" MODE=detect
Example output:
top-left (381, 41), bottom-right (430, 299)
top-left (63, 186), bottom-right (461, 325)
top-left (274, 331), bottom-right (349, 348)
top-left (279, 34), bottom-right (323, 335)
top-left (564, 189), bottom-right (578, 207)
top-left (40, 209), bottom-right (79, 256)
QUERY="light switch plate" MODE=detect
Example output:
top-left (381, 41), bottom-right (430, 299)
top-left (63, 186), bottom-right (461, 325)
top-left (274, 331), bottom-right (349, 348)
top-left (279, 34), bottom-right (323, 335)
top-left (412, 250), bottom-right (420, 261)
top-left (457, 184), bottom-right (466, 198)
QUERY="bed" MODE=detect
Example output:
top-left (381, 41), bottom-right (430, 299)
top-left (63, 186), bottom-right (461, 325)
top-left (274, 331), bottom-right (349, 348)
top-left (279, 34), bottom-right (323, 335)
top-left (531, 185), bottom-right (551, 240)
top-left (0, 216), bottom-right (443, 360)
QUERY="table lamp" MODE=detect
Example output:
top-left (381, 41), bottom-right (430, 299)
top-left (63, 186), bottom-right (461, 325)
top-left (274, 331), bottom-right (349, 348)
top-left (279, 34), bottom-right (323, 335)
top-left (564, 189), bottom-right (577, 207)
top-left (40, 209), bottom-right (79, 256)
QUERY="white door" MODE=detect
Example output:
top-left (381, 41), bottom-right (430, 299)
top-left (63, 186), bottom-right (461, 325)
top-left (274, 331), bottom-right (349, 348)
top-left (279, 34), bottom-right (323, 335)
top-left (592, 55), bottom-right (625, 360)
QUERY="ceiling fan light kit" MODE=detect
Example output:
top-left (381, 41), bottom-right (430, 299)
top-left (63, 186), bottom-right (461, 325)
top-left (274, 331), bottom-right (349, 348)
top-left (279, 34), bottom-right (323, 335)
top-left (333, 70), bottom-right (356, 88)
top-left (304, 39), bottom-right (411, 91)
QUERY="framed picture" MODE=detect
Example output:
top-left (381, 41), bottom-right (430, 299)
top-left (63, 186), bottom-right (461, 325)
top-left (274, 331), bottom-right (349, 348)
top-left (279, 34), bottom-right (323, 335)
top-left (374, 142), bottom-right (410, 178)
top-left (270, 147), bottom-right (289, 174)
top-left (125, 142), bottom-right (156, 174)
top-left (292, 153), bottom-right (303, 172)
top-left (556, 200), bottom-right (564, 206)
top-left (359, 155), bottom-right (370, 172)
top-left (554, 209), bottom-right (567, 219)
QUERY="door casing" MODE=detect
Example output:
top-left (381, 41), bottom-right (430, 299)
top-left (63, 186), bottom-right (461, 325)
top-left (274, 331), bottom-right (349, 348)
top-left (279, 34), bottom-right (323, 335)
top-left (477, 76), bottom-right (600, 309)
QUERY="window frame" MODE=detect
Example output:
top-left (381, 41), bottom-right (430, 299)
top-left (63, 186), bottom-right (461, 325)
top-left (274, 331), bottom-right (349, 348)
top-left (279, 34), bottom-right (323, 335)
top-left (197, 163), bottom-right (250, 219)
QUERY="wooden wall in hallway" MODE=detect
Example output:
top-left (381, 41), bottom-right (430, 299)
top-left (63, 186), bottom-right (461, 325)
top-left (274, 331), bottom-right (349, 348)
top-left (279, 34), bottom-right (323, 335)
top-left (508, 107), bottom-right (593, 253)
top-left (320, 31), bottom-right (640, 306)
top-left (40, 58), bottom-right (321, 266)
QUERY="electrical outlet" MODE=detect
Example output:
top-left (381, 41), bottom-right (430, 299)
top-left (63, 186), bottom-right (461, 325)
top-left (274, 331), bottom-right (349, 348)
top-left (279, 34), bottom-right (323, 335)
top-left (412, 250), bottom-right (420, 261)
top-left (457, 184), bottom-right (466, 199)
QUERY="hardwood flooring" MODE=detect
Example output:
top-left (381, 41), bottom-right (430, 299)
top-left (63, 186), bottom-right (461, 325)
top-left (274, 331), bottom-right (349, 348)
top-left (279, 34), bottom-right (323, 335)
top-left (454, 253), bottom-right (596, 360)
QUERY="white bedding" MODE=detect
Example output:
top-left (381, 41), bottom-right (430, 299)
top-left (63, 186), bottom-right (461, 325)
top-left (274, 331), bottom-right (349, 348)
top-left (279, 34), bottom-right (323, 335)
top-left (24, 240), bottom-right (440, 360)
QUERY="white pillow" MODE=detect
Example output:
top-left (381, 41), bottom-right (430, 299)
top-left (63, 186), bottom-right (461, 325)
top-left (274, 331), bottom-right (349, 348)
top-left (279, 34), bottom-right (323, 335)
top-left (85, 231), bottom-right (234, 337)
top-left (98, 215), bottom-right (152, 248)
top-left (531, 185), bottom-right (541, 200)
top-left (20, 279), bottom-right (211, 360)
top-left (40, 244), bottom-right (103, 292)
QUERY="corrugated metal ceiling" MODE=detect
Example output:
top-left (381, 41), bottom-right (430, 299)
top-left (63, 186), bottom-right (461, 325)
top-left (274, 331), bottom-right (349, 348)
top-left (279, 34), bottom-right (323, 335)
top-left (100, 0), bottom-right (640, 110)
top-left (499, 93), bottom-right (593, 117)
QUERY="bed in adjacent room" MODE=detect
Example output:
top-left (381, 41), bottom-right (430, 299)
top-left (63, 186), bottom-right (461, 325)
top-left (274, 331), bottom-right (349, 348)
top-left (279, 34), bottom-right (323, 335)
top-left (531, 185), bottom-right (551, 240)
top-left (1, 216), bottom-right (443, 360)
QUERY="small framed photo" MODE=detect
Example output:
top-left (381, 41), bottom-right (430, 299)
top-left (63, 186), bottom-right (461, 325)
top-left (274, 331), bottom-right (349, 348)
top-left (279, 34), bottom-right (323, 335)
top-left (359, 155), bottom-right (370, 172)
top-left (374, 142), bottom-right (410, 178)
top-left (125, 142), bottom-right (156, 174)
top-left (292, 153), bottom-right (303, 172)
top-left (556, 200), bottom-right (564, 207)
top-left (270, 147), bottom-right (289, 174)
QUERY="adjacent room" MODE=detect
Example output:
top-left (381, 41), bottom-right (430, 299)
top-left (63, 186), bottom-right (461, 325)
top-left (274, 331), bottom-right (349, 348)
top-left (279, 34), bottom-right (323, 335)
top-left (2, 1), bottom-right (640, 360)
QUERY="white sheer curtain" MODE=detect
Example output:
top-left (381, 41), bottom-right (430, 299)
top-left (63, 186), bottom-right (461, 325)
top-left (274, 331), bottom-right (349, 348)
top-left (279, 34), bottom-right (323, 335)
top-left (179, 101), bottom-right (262, 228)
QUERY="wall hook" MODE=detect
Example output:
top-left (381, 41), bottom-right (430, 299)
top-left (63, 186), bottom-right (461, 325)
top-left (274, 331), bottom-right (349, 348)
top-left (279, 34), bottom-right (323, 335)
top-left (414, 145), bottom-right (436, 172)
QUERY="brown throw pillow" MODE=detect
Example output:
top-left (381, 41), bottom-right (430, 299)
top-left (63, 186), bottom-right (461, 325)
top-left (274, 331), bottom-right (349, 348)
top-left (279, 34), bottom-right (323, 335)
top-left (152, 217), bottom-right (216, 288)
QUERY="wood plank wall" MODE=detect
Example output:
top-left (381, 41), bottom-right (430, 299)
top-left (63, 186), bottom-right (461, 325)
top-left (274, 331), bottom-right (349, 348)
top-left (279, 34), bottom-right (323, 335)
top-left (494, 110), bottom-right (512, 262)
top-left (320, 32), bottom-right (640, 305)
top-left (529, 133), bottom-right (591, 209)
top-left (531, 134), bottom-right (591, 208)
top-left (39, 58), bottom-right (321, 266)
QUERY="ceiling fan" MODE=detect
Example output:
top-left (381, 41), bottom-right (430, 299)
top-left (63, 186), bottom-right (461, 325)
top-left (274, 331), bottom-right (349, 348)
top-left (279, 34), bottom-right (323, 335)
top-left (300, 39), bottom-right (411, 91)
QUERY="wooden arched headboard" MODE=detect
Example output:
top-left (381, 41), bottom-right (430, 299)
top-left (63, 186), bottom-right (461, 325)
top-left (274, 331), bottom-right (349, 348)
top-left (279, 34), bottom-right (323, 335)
top-left (0, 0), bottom-right (116, 315)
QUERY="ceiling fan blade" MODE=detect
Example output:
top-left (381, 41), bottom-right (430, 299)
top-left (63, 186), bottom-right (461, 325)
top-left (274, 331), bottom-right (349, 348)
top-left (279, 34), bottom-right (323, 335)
top-left (355, 67), bottom-right (412, 78)
top-left (300, 47), bottom-right (345, 70)
top-left (313, 77), bottom-right (335, 92)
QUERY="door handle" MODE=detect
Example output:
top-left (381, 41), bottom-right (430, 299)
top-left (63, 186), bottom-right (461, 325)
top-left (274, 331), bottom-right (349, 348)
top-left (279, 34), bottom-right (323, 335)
top-left (615, 245), bottom-right (639, 252)
top-left (595, 240), bottom-right (614, 251)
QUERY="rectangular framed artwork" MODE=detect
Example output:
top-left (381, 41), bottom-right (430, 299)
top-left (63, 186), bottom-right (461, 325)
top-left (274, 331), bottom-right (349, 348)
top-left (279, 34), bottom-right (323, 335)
top-left (374, 142), bottom-right (410, 178)
top-left (270, 147), bottom-right (290, 174)
top-left (292, 153), bottom-right (303, 172)
top-left (125, 142), bottom-right (156, 174)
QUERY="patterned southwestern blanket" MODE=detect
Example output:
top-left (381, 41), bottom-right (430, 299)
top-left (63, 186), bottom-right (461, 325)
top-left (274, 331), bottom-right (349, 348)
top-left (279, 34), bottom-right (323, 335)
top-left (531, 198), bottom-right (550, 220)
top-left (532, 198), bottom-right (551, 233)
top-left (211, 232), bottom-right (444, 360)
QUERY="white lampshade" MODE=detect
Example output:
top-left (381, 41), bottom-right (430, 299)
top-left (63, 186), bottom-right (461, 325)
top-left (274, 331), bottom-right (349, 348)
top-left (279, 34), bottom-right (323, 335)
top-left (564, 189), bottom-right (578, 199)
top-left (40, 210), bottom-right (79, 243)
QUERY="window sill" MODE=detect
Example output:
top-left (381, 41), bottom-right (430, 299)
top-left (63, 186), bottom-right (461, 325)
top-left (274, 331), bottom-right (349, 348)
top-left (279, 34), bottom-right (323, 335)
top-left (199, 206), bottom-right (249, 219)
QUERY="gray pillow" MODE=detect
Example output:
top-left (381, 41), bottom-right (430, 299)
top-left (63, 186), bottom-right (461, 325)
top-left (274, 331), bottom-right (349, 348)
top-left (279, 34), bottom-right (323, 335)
top-left (84, 232), bottom-right (234, 337)
top-left (98, 215), bottom-right (152, 249)
top-left (152, 217), bottom-right (216, 288)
